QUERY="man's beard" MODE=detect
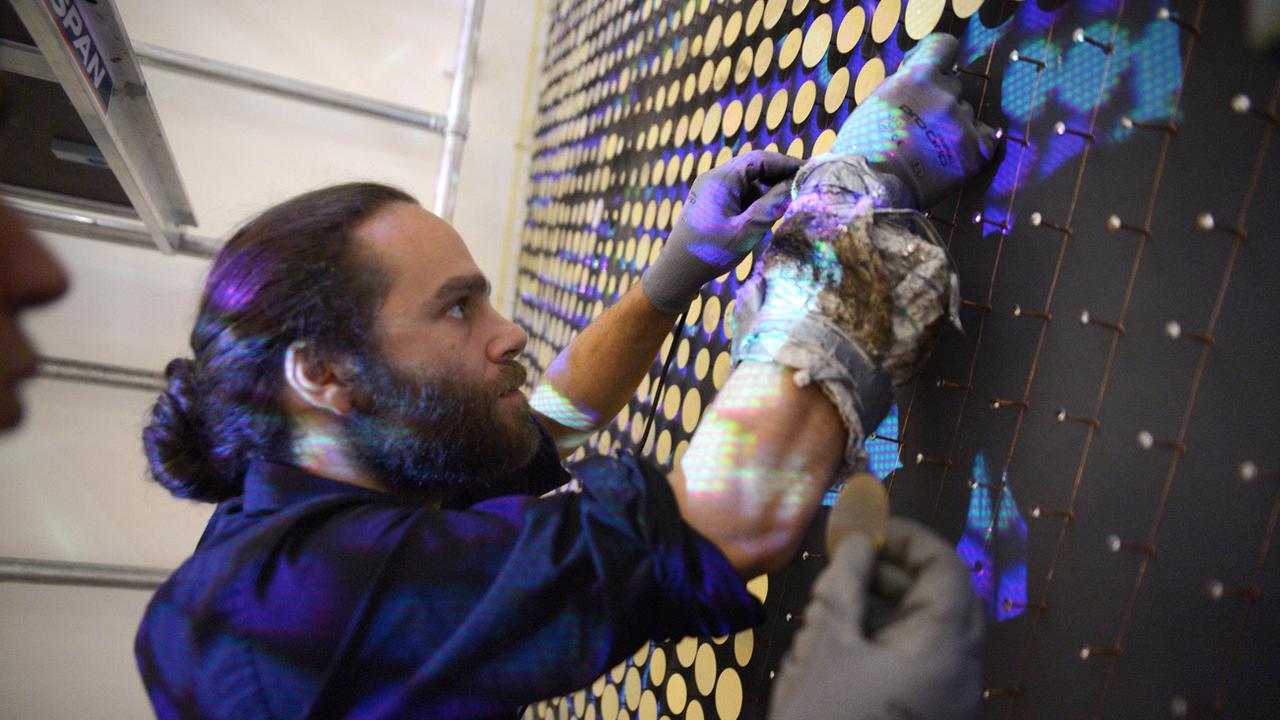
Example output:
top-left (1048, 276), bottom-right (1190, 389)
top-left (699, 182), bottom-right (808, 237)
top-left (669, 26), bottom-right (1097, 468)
top-left (341, 350), bottom-right (541, 495)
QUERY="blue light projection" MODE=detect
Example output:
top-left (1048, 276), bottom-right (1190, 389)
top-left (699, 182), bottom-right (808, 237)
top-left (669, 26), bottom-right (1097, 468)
top-left (955, 452), bottom-right (1028, 622)
top-left (966, 2), bottom-right (1183, 237)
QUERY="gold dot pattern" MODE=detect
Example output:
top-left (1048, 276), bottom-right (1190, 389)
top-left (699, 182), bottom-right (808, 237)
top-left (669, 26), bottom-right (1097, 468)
top-left (904, 0), bottom-right (945, 40)
top-left (510, 0), bottom-right (938, 716)
top-left (870, 0), bottom-right (902, 44)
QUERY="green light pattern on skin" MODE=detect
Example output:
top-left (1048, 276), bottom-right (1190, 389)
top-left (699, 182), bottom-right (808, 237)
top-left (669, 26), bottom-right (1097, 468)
top-left (529, 382), bottom-right (600, 431)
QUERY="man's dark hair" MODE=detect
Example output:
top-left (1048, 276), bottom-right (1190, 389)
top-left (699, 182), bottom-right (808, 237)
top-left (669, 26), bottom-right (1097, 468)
top-left (144, 182), bottom-right (416, 502)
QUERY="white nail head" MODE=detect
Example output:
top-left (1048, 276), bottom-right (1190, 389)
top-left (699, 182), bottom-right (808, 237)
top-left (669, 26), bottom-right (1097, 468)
top-left (1029, 211), bottom-right (1043, 226)
top-left (1106, 534), bottom-right (1122, 553)
top-left (1165, 320), bottom-right (1182, 339)
top-left (1196, 212), bottom-right (1215, 230)
top-left (1079, 309), bottom-right (1092, 325)
top-left (1231, 94), bottom-right (1253, 114)
top-left (1239, 460), bottom-right (1259, 482)
top-left (1107, 215), bottom-right (1122, 231)
top-left (1137, 431), bottom-right (1155, 450)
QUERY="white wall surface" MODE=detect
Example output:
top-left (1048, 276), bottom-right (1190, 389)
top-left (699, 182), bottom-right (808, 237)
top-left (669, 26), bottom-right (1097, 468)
top-left (0, 1), bottom-right (543, 716)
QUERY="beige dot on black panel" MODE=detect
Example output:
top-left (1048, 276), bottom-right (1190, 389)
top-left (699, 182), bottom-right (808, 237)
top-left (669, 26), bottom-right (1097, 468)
top-left (715, 146), bottom-right (734, 167)
top-left (786, 136), bottom-right (806, 158)
top-left (658, 199), bottom-right (673, 229)
top-left (702, 103), bottom-right (723, 145)
top-left (713, 55), bottom-right (733, 92)
top-left (681, 153), bottom-right (696, 181)
top-left (753, 36), bottom-right (774, 77)
top-left (824, 66), bottom-right (851, 113)
top-left (676, 636), bottom-right (698, 667)
top-left (695, 348), bottom-right (711, 380)
top-left (600, 684), bottom-right (619, 720)
top-left (650, 647), bottom-right (667, 684)
top-left (733, 629), bottom-right (754, 666)
top-left (802, 13), bottom-right (833, 68)
top-left (694, 643), bottom-right (717, 696)
top-left (905, 0), bottom-right (945, 38)
top-left (638, 690), bottom-right (658, 720)
top-left (664, 157), bottom-right (680, 186)
top-left (836, 6), bottom-right (866, 53)
top-left (663, 384), bottom-right (681, 421)
top-left (673, 439), bottom-right (689, 469)
top-left (952, 0), bottom-right (984, 18)
top-left (584, 704), bottom-right (596, 720)
top-left (746, 573), bottom-right (769, 602)
top-left (855, 57), bottom-right (886, 103)
top-left (702, 295), bottom-right (722, 335)
top-left (715, 669), bottom-right (743, 720)
top-left (689, 108), bottom-right (706, 143)
top-left (624, 667), bottom-right (642, 711)
top-left (698, 59), bottom-right (715, 94)
top-left (765, 89), bottom-right (789, 130)
top-left (713, 351), bottom-right (732, 389)
top-left (792, 80), bottom-right (817, 124)
top-left (724, 10), bottom-right (743, 46)
top-left (763, 0), bottom-right (787, 29)
top-left (778, 27), bottom-right (803, 69)
top-left (681, 388), bottom-right (702, 433)
top-left (686, 700), bottom-right (704, 720)
top-left (656, 429), bottom-right (672, 463)
top-left (697, 150), bottom-right (714, 176)
top-left (722, 99), bottom-right (744, 137)
top-left (666, 673), bottom-right (688, 714)
top-left (735, 45), bottom-right (754, 84)
top-left (871, 0), bottom-right (901, 43)
top-left (791, 0), bottom-right (811, 15)
top-left (744, 93), bottom-right (764, 131)
top-left (705, 13), bottom-right (724, 56)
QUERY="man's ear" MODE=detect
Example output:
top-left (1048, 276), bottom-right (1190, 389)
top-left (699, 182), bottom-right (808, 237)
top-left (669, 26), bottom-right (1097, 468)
top-left (283, 340), bottom-right (356, 415)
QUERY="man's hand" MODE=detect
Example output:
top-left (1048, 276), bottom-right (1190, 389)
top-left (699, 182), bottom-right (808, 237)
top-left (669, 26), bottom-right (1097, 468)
top-left (830, 33), bottom-right (998, 209)
top-left (641, 150), bottom-right (802, 314)
top-left (769, 518), bottom-right (984, 720)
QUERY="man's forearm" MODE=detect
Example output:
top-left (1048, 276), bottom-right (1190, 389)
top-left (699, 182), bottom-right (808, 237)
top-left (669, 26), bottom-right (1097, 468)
top-left (669, 362), bottom-right (846, 578)
top-left (530, 285), bottom-right (681, 456)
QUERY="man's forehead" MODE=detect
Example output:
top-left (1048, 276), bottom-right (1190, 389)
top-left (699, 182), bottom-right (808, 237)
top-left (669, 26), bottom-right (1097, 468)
top-left (355, 202), bottom-right (479, 288)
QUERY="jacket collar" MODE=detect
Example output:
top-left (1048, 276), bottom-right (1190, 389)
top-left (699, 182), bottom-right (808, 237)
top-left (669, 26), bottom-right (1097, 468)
top-left (241, 459), bottom-right (387, 513)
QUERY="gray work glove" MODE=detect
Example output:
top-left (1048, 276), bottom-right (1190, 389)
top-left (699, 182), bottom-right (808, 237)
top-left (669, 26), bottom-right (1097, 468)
top-left (829, 33), bottom-right (999, 209)
top-left (641, 150), bottom-right (802, 314)
top-left (769, 518), bottom-right (984, 720)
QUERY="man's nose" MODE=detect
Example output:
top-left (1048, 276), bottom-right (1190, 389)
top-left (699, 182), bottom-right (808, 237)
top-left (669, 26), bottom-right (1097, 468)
top-left (487, 310), bottom-right (529, 364)
top-left (1, 205), bottom-right (70, 309)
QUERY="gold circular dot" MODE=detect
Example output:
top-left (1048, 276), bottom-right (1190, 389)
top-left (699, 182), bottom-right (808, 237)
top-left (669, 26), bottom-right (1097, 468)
top-left (713, 55), bottom-right (733, 92)
top-left (695, 347), bottom-right (711, 380)
top-left (905, 0), bottom-right (945, 39)
top-left (625, 666), bottom-right (642, 711)
top-left (735, 251), bottom-right (754, 281)
top-left (871, 0), bottom-right (901, 43)
top-left (702, 295), bottom-right (722, 335)
top-left (584, 705), bottom-right (595, 720)
top-left (744, 93), bottom-right (764, 131)
top-left (733, 629), bottom-right (754, 667)
top-left (824, 67), bottom-right (851, 113)
top-left (714, 669), bottom-right (743, 720)
top-left (676, 636), bottom-right (698, 667)
top-left (657, 199), bottom-right (673, 229)
top-left (763, 0), bottom-right (787, 29)
top-left (689, 107), bottom-right (706, 143)
top-left (723, 299), bottom-right (736, 339)
top-left (791, 0), bottom-right (811, 15)
top-left (792, 80), bottom-right (817, 124)
top-left (722, 99), bottom-right (744, 137)
top-left (766, 88), bottom-right (789, 130)
top-left (746, 573), bottom-right (769, 602)
top-left (650, 647), bottom-right (667, 684)
top-left (649, 237), bottom-right (663, 268)
top-left (681, 153), bottom-right (696, 181)
top-left (724, 11), bottom-right (744, 46)
top-left (674, 439), bottom-right (690, 469)
top-left (630, 410), bottom-right (645, 443)
top-left (753, 36), bottom-right (774, 77)
top-left (592, 674), bottom-right (607, 697)
top-left (686, 292), bottom-right (703, 326)
top-left (952, 0), bottom-right (984, 19)
top-left (854, 57), bottom-right (886, 103)
top-left (656, 429), bottom-right (672, 463)
top-left (698, 59), bottom-right (716, 94)
top-left (610, 660), bottom-right (627, 683)
top-left (715, 145), bottom-right (734, 167)
top-left (666, 673), bottom-right (688, 714)
top-left (705, 14), bottom-right (724, 56)
top-left (675, 116), bottom-right (690, 146)
top-left (812, 128), bottom-right (837, 156)
top-left (734, 45), bottom-right (754, 84)
top-left (686, 699), bottom-right (705, 720)
top-left (697, 150), bottom-right (714, 176)
top-left (694, 643), bottom-right (717, 696)
top-left (573, 690), bottom-right (587, 719)
top-left (786, 136), bottom-right (806, 158)
top-left (600, 684), bottom-right (619, 720)
top-left (778, 28), bottom-right (803, 69)
top-left (713, 351), bottom-right (732, 389)
top-left (701, 103), bottom-right (723, 145)
top-left (663, 384), bottom-right (681, 420)
top-left (681, 388), bottom-right (702, 433)
top-left (746, 0), bottom-right (765, 35)
top-left (639, 690), bottom-right (658, 720)
top-left (836, 6), bottom-right (866, 53)
top-left (801, 13), bottom-right (834, 68)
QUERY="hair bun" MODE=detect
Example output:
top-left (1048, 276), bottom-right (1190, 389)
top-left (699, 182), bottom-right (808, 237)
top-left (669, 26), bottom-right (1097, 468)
top-left (143, 358), bottom-right (226, 502)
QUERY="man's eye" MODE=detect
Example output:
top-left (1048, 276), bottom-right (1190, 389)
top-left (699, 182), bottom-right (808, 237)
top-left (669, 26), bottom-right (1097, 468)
top-left (445, 301), bottom-right (466, 319)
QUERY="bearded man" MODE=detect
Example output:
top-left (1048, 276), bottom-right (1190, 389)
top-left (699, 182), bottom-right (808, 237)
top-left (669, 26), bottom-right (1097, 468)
top-left (138, 34), bottom-right (993, 720)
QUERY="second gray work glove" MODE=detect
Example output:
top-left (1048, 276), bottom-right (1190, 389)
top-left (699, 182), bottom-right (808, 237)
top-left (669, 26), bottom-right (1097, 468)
top-left (641, 150), bottom-right (802, 315)
top-left (829, 33), bottom-right (998, 209)
top-left (769, 518), bottom-right (985, 720)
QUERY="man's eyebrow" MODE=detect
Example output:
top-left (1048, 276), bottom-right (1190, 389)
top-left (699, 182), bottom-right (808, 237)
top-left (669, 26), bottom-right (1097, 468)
top-left (434, 273), bottom-right (491, 300)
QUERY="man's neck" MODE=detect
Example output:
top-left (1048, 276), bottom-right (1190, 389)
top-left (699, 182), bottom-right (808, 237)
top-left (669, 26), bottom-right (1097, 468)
top-left (289, 416), bottom-right (389, 493)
